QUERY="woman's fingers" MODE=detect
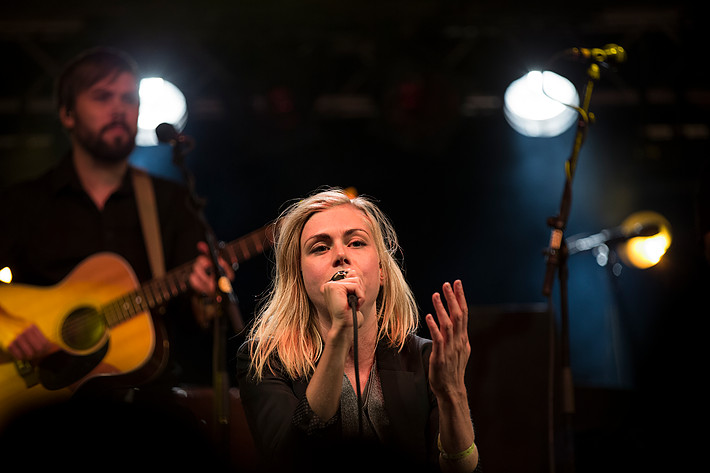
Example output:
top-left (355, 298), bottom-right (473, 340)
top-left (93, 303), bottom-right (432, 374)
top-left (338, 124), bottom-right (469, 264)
top-left (428, 281), bottom-right (471, 363)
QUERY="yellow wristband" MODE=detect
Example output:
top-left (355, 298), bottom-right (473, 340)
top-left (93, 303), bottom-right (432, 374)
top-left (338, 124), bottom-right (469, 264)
top-left (437, 434), bottom-right (476, 461)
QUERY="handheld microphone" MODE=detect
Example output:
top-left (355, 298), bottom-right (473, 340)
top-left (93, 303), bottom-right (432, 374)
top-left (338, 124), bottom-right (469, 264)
top-left (331, 270), bottom-right (348, 281)
top-left (568, 44), bottom-right (626, 64)
top-left (331, 271), bottom-right (358, 308)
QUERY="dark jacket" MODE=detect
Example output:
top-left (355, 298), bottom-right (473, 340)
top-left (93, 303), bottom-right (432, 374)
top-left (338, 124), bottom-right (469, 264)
top-left (236, 334), bottom-right (440, 473)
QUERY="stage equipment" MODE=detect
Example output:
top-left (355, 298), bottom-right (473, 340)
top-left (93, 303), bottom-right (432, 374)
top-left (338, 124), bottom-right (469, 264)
top-left (137, 78), bottom-right (187, 146)
top-left (504, 70), bottom-right (579, 137)
top-left (465, 304), bottom-right (555, 473)
top-left (538, 44), bottom-right (626, 473)
top-left (566, 215), bottom-right (664, 257)
top-left (566, 211), bottom-right (670, 278)
top-left (504, 44), bottom-right (625, 139)
top-left (616, 211), bottom-right (671, 269)
top-left (156, 122), bottom-right (242, 460)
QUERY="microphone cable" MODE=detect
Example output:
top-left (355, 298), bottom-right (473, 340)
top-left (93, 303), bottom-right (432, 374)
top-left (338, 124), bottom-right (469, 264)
top-left (348, 294), bottom-right (363, 437)
top-left (332, 270), bottom-right (364, 437)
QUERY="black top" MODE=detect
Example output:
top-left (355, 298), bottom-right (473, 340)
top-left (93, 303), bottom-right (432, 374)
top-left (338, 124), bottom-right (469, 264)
top-left (236, 335), bottom-right (444, 472)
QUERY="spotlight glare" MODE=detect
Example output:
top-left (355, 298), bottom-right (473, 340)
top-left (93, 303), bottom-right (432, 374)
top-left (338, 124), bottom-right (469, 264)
top-left (504, 70), bottom-right (580, 137)
top-left (618, 211), bottom-right (672, 269)
top-left (136, 77), bottom-right (188, 146)
top-left (624, 234), bottom-right (670, 268)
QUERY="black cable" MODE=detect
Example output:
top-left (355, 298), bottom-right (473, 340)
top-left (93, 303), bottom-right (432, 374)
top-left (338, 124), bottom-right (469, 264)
top-left (349, 294), bottom-right (363, 437)
top-left (331, 271), bottom-right (364, 436)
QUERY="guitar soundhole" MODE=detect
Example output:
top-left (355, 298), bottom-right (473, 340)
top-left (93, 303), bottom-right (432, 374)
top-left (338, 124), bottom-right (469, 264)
top-left (61, 306), bottom-right (107, 351)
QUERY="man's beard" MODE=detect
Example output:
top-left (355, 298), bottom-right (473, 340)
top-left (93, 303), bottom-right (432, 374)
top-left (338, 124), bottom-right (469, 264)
top-left (74, 118), bottom-right (136, 164)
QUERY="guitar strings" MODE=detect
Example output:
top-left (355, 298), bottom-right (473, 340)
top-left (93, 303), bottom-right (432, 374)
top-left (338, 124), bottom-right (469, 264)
top-left (58, 225), bottom-right (274, 343)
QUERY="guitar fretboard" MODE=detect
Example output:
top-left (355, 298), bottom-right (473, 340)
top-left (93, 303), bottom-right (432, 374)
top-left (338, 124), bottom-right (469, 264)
top-left (221, 223), bottom-right (276, 270)
top-left (100, 222), bottom-right (276, 327)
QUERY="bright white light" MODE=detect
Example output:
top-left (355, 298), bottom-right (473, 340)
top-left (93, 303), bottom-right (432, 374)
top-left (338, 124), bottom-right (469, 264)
top-left (136, 77), bottom-right (188, 146)
top-left (0, 266), bottom-right (12, 284)
top-left (504, 70), bottom-right (580, 137)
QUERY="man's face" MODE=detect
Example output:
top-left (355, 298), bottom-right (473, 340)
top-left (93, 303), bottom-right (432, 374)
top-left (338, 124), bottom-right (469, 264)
top-left (61, 71), bottom-right (140, 164)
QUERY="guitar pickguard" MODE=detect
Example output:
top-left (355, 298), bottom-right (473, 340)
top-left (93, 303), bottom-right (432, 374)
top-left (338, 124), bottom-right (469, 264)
top-left (37, 341), bottom-right (110, 390)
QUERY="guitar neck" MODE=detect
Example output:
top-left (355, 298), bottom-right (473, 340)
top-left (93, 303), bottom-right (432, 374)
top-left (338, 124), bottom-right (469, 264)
top-left (219, 223), bottom-right (276, 269)
top-left (100, 222), bottom-right (276, 328)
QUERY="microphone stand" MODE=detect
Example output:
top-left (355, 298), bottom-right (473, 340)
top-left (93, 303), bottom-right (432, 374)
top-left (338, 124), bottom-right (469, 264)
top-left (167, 134), bottom-right (245, 462)
top-left (541, 62), bottom-right (601, 473)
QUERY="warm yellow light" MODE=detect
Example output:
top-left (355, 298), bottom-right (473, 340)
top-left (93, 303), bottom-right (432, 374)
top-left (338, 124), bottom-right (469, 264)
top-left (0, 266), bottom-right (12, 284)
top-left (618, 211), bottom-right (672, 269)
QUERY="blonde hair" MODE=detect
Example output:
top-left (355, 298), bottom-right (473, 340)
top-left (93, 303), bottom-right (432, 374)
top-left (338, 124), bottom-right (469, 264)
top-left (246, 187), bottom-right (419, 381)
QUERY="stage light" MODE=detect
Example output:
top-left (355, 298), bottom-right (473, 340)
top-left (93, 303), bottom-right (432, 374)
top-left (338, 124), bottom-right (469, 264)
top-left (504, 70), bottom-right (579, 137)
top-left (136, 77), bottom-right (188, 146)
top-left (0, 267), bottom-right (11, 284)
top-left (617, 211), bottom-right (672, 269)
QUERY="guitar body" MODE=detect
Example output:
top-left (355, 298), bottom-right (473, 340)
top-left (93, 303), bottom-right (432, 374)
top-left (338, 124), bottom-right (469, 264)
top-left (0, 253), bottom-right (156, 427)
top-left (0, 222), bottom-right (277, 429)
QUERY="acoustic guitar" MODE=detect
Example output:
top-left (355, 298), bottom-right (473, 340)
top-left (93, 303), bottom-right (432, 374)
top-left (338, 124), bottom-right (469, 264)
top-left (0, 223), bottom-right (275, 427)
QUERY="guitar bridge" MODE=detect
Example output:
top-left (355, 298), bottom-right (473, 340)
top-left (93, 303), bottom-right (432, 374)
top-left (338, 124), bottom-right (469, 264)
top-left (14, 359), bottom-right (39, 388)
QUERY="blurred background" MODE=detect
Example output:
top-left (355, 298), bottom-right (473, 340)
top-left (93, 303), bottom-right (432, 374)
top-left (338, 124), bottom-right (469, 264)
top-left (1, 1), bottom-right (707, 471)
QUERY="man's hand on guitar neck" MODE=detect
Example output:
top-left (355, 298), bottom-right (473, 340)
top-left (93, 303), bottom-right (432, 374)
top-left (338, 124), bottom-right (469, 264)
top-left (189, 241), bottom-right (236, 329)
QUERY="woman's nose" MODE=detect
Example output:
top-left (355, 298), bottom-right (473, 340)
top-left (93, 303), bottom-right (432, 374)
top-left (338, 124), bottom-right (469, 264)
top-left (332, 243), bottom-right (349, 266)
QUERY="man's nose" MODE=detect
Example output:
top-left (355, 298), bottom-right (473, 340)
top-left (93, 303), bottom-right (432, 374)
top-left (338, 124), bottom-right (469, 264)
top-left (111, 103), bottom-right (127, 118)
top-left (110, 97), bottom-right (129, 116)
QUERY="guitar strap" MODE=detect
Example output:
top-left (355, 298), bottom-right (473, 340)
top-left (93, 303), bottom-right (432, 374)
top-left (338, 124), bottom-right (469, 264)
top-left (131, 167), bottom-right (166, 279)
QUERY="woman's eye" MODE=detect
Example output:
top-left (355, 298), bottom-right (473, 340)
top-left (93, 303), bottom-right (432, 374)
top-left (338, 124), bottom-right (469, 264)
top-left (350, 240), bottom-right (366, 247)
top-left (311, 244), bottom-right (328, 253)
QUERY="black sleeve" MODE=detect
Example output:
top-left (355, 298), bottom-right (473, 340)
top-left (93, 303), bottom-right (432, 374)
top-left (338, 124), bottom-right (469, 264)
top-left (235, 341), bottom-right (342, 471)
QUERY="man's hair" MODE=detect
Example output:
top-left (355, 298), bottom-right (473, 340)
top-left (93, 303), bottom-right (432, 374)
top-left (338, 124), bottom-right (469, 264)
top-left (55, 46), bottom-right (139, 113)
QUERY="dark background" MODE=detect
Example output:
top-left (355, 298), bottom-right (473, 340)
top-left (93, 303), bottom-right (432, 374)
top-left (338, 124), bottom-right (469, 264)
top-left (1, 1), bottom-right (707, 471)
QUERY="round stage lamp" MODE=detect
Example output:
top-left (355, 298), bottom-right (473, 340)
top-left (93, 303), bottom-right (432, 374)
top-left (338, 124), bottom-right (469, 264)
top-left (136, 77), bottom-right (188, 146)
top-left (617, 211), bottom-right (672, 269)
top-left (504, 70), bottom-right (580, 138)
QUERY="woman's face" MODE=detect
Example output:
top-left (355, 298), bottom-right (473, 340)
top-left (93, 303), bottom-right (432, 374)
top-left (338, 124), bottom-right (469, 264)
top-left (300, 204), bottom-right (382, 318)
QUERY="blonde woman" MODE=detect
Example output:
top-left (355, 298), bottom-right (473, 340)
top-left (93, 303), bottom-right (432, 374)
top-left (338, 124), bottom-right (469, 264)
top-left (234, 188), bottom-right (479, 472)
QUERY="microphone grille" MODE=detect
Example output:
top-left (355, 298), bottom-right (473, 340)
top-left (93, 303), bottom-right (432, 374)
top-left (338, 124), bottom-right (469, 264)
top-left (331, 271), bottom-right (348, 281)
